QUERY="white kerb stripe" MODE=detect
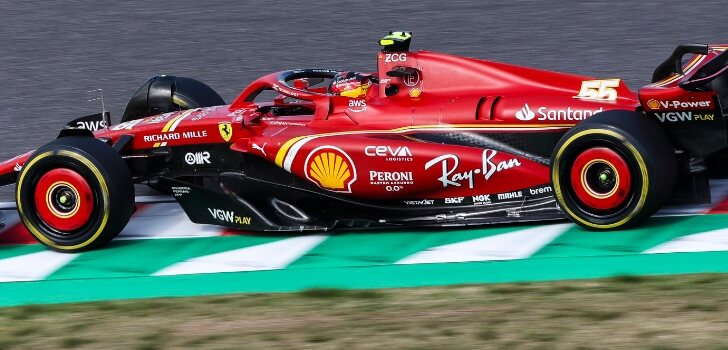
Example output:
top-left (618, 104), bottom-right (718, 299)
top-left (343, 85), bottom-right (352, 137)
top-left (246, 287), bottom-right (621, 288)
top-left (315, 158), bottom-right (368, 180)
top-left (396, 223), bottom-right (571, 265)
top-left (153, 234), bottom-right (328, 276)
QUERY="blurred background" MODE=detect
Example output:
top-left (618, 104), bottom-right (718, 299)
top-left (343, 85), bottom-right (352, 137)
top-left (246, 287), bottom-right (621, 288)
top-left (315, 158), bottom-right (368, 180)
top-left (0, 0), bottom-right (726, 186)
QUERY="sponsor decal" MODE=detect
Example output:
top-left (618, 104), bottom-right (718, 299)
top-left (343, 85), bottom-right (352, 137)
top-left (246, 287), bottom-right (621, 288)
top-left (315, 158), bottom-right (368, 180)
top-left (143, 130), bottom-right (207, 143)
top-left (75, 120), bottom-right (107, 131)
top-left (537, 106), bottom-right (603, 121)
top-left (424, 149), bottom-right (522, 189)
top-left (529, 186), bottom-right (553, 196)
top-left (304, 146), bottom-right (357, 193)
top-left (364, 145), bottom-right (413, 161)
top-left (515, 103), bottom-right (535, 121)
top-left (369, 171), bottom-right (414, 186)
top-left (384, 53), bottom-right (407, 63)
top-left (409, 88), bottom-right (421, 98)
top-left (184, 151), bottom-right (211, 165)
top-left (218, 121), bottom-right (233, 142)
top-left (655, 111), bottom-right (714, 122)
top-left (648, 99), bottom-right (712, 110)
top-left (271, 83), bottom-right (300, 98)
top-left (227, 109), bottom-right (247, 118)
top-left (403, 199), bottom-right (434, 206)
top-left (516, 103), bottom-right (604, 121)
top-left (171, 186), bottom-right (190, 197)
top-left (264, 120), bottom-right (307, 126)
top-left (191, 106), bottom-right (220, 121)
top-left (13, 163), bottom-right (22, 172)
top-left (646, 99), bottom-right (660, 110)
top-left (471, 194), bottom-right (491, 205)
top-left (145, 112), bottom-right (175, 124)
top-left (110, 119), bottom-right (143, 131)
top-left (251, 142), bottom-right (267, 156)
top-left (497, 191), bottom-right (523, 200)
top-left (574, 79), bottom-right (620, 101)
top-left (445, 197), bottom-right (464, 204)
top-left (208, 208), bottom-right (251, 225)
top-left (348, 99), bottom-right (367, 112)
top-left (402, 70), bottom-right (420, 87)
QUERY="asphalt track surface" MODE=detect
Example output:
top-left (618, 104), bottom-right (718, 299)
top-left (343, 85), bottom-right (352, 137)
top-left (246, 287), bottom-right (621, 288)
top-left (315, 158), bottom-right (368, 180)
top-left (0, 0), bottom-right (727, 200)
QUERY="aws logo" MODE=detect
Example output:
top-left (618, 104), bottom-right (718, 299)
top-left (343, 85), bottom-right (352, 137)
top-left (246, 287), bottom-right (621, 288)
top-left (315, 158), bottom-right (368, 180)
top-left (304, 146), bottom-right (357, 193)
top-left (348, 99), bottom-right (367, 112)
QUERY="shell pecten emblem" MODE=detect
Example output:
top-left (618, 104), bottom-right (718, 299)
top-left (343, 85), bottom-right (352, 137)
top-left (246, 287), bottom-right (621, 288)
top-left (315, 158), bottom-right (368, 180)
top-left (304, 146), bottom-right (357, 193)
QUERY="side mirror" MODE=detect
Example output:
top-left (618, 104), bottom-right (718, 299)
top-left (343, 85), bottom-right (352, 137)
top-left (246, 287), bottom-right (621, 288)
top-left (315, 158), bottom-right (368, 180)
top-left (386, 66), bottom-right (419, 78)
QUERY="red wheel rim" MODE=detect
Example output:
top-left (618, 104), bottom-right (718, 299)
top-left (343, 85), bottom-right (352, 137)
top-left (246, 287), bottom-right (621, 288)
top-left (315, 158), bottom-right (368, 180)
top-left (569, 147), bottom-right (631, 211)
top-left (34, 168), bottom-right (94, 232)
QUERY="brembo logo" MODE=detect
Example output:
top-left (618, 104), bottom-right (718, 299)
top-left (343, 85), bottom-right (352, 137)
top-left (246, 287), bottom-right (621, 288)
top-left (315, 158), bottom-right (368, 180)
top-left (515, 103), bottom-right (535, 121)
top-left (185, 151), bottom-right (211, 165)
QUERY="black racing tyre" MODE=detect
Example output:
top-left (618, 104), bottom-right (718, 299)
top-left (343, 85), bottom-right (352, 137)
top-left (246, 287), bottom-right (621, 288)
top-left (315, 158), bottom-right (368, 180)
top-left (550, 110), bottom-right (676, 230)
top-left (121, 75), bottom-right (225, 123)
top-left (16, 136), bottom-right (135, 252)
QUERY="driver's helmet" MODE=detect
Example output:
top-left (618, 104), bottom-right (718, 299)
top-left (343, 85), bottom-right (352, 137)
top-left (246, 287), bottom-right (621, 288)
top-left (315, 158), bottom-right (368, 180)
top-left (329, 71), bottom-right (371, 98)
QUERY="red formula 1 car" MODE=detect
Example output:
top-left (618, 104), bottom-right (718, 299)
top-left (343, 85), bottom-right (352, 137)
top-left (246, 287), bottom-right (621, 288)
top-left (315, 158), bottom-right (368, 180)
top-left (1, 32), bottom-right (727, 252)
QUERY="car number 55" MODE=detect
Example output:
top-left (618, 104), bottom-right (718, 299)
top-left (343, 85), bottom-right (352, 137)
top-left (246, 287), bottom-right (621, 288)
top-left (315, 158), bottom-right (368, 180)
top-left (574, 79), bottom-right (620, 101)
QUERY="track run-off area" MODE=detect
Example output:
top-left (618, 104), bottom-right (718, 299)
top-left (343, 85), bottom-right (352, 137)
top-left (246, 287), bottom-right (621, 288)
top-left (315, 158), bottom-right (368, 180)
top-left (1, 181), bottom-right (728, 306)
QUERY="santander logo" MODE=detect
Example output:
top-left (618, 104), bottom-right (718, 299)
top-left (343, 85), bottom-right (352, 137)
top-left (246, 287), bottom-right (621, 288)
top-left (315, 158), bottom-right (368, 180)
top-left (515, 103), bottom-right (535, 121)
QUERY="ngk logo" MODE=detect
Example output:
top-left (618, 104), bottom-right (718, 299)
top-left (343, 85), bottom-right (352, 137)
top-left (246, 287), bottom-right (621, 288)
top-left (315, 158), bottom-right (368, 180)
top-left (185, 151), bottom-right (211, 165)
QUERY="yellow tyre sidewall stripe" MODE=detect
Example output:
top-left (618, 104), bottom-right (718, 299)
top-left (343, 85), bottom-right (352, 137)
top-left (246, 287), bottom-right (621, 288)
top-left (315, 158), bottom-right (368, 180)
top-left (17, 149), bottom-right (110, 250)
top-left (552, 129), bottom-right (649, 229)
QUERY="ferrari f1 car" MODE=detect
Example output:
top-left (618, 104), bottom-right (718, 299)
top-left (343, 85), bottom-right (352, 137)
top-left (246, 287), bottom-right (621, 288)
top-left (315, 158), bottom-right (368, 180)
top-left (2, 32), bottom-right (728, 252)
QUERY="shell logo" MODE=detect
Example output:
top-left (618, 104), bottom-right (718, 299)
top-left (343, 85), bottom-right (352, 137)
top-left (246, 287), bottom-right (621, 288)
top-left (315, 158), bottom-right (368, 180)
top-left (646, 99), bottom-right (660, 110)
top-left (304, 146), bottom-right (357, 193)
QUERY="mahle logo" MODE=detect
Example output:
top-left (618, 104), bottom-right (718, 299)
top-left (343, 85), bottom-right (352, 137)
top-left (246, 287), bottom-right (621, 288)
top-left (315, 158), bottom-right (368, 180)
top-left (515, 103), bottom-right (535, 121)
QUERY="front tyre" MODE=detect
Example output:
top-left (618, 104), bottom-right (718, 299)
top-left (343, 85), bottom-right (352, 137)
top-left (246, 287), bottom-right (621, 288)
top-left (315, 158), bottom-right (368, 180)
top-left (551, 110), bottom-right (676, 230)
top-left (16, 137), bottom-right (134, 252)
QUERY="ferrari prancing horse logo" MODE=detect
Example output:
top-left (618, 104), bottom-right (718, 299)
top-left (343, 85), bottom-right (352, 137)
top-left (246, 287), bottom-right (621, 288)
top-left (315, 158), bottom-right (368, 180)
top-left (218, 122), bottom-right (233, 142)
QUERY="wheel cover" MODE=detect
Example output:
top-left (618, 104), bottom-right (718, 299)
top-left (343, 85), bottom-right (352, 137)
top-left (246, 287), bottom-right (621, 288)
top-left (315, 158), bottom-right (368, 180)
top-left (34, 168), bottom-right (94, 232)
top-left (569, 147), bottom-right (632, 211)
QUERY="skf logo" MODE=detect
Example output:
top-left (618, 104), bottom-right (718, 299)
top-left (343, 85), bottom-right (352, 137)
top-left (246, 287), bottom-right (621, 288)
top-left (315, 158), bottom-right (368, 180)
top-left (185, 151), bottom-right (211, 165)
top-left (445, 197), bottom-right (464, 204)
top-left (646, 99), bottom-right (660, 110)
top-left (218, 122), bottom-right (233, 142)
top-left (348, 99), bottom-right (367, 112)
top-left (515, 103), bottom-right (535, 121)
top-left (305, 146), bottom-right (357, 193)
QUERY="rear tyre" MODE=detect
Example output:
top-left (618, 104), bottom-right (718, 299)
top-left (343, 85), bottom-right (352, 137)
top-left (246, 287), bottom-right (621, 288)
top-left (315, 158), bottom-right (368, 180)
top-left (550, 110), bottom-right (676, 230)
top-left (121, 75), bottom-right (224, 123)
top-left (16, 137), bottom-right (134, 252)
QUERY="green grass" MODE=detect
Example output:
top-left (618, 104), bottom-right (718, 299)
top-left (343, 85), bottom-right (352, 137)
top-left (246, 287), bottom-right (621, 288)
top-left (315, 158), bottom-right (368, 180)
top-left (1, 274), bottom-right (728, 349)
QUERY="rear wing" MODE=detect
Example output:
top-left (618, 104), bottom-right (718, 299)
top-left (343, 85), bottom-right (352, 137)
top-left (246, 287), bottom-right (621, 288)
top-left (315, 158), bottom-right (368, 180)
top-left (651, 44), bottom-right (709, 83)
